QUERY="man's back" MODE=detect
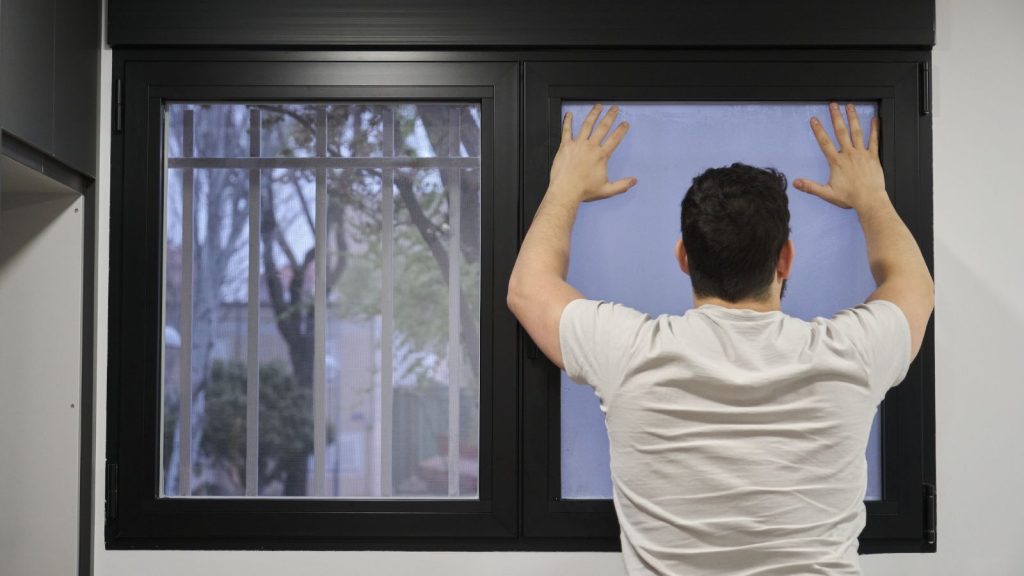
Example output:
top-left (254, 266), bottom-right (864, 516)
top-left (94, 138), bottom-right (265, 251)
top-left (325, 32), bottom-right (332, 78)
top-left (560, 299), bottom-right (912, 576)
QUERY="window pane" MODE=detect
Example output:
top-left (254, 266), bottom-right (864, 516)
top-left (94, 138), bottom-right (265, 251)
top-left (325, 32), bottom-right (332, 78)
top-left (162, 102), bottom-right (480, 499)
top-left (391, 166), bottom-right (480, 497)
top-left (325, 167), bottom-right (384, 497)
top-left (260, 104), bottom-right (317, 158)
top-left (192, 104), bottom-right (252, 158)
top-left (161, 168), bottom-right (183, 495)
top-left (161, 167), bottom-right (252, 497)
top-left (396, 104), bottom-right (481, 158)
top-left (258, 167), bottom-right (317, 496)
top-left (327, 104), bottom-right (385, 158)
top-left (559, 102), bottom-right (883, 501)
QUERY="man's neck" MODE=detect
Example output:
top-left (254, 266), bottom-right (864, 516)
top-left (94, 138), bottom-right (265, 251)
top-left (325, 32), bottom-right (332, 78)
top-left (693, 295), bottom-right (781, 313)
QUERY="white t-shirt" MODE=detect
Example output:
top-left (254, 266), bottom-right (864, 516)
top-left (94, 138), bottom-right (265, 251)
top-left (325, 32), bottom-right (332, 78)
top-left (559, 299), bottom-right (912, 576)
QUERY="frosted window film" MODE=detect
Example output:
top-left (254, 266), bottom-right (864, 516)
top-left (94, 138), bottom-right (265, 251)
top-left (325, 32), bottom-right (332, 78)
top-left (560, 102), bottom-right (883, 501)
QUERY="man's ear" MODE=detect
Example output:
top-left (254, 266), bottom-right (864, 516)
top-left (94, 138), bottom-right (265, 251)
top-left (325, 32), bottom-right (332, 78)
top-left (676, 237), bottom-right (691, 275)
top-left (778, 239), bottom-right (795, 279)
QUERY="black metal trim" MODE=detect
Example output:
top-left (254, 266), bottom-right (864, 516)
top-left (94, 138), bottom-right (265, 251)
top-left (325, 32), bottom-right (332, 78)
top-left (920, 62), bottom-right (932, 116)
top-left (79, 178), bottom-right (98, 576)
top-left (115, 79), bottom-right (124, 133)
top-left (106, 0), bottom-right (935, 49)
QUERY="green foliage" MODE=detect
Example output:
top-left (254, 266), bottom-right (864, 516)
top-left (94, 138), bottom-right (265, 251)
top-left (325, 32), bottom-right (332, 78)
top-left (200, 360), bottom-right (248, 478)
top-left (198, 359), bottom-right (330, 494)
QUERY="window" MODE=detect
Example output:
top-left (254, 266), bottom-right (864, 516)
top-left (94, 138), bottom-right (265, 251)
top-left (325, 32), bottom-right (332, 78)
top-left (107, 59), bottom-right (519, 547)
top-left (108, 52), bottom-right (933, 553)
top-left (559, 101), bottom-right (883, 502)
top-left (521, 60), bottom-right (934, 554)
top-left (161, 102), bottom-right (481, 499)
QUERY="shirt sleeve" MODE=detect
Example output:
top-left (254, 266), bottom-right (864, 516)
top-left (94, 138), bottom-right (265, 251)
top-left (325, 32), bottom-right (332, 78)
top-left (559, 298), bottom-right (653, 403)
top-left (828, 299), bottom-right (913, 404)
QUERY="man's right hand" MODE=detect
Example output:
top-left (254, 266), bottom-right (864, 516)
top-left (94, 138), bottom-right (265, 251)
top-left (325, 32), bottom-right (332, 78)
top-left (794, 101), bottom-right (934, 363)
top-left (793, 102), bottom-right (887, 211)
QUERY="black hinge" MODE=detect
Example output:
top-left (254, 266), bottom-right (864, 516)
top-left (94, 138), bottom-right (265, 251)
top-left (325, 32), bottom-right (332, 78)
top-left (105, 461), bottom-right (118, 521)
top-left (919, 62), bottom-right (932, 116)
top-left (923, 482), bottom-right (937, 545)
top-left (114, 78), bottom-right (124, 133)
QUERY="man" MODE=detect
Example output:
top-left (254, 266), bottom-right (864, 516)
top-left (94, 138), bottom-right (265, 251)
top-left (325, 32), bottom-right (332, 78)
top-left (507, 102), bottom-right (934, 575)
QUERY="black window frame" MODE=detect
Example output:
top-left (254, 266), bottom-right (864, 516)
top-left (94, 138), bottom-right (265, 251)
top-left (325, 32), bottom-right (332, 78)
top-left (106, 54), bottom-right (522, 549)
top-left (107, 49), bottom-right (934, 554)
top-left (521, 56), bottom-right (936, 555)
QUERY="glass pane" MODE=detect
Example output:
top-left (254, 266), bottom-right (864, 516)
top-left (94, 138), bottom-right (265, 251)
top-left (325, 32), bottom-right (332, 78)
top-left (260, 104), bottom-right (317, 158)
top-left (327, 104), bottom-right (385, 158)
top-left (391, 166), bottom-right (480, 497)
top-left (560, 102), bottom-right (884, 501)
top-left (396, 104), bottom-right (480, 158)
top-left (194, 105), bottom-right (251, 158)
top-left (161, 167), bottom-right (252, 497)
top-left (162, 102), bottom-right (480, 499)
top-left (257, 167), bottom-right (317, 496)
top-left (161, 168), bottom-right (183, 495)
top-left (325, 167), bottom-right (384, 497)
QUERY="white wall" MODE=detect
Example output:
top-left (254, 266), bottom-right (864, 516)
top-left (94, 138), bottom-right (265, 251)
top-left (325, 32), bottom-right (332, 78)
top-left (91, 0), bottom-right (1024, 573)
top-left (1, 193), bottom-right (84, 576)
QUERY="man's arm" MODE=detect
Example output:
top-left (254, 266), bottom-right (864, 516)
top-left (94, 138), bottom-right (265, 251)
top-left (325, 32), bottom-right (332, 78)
top-left (795, 102), bottom-right (935, 359)
top-left (507, 103), bottom-right (637, 368)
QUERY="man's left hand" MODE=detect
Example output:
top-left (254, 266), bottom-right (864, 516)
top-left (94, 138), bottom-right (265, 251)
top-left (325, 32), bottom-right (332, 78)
top-left (548, 103), bottom-right (637, 202)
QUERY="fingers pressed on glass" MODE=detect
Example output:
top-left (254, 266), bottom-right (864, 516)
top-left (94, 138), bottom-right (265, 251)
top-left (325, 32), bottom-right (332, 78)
top-left (592, 105), bottom-right (619, 142)
top-left (562, 111), bottom-right (573, 142)
top-left (580, 103), bottom-right (603, 140)
top-left (602, 121), bottom-right (629, 153)
top-left (829, 102), bottom-right (851, 149)
top-left (810, 117), bottom-right (838, 159)
top-left (847, 104), bottom-right (864, 149)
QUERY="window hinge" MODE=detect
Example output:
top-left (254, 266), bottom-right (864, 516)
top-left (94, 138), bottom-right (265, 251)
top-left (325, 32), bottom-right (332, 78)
top-left (105, 461), bottom-right (118, 521)
top-left (923, 482), bottom-right (937, 545)
top-left (919, 62), bottom-right (932, 116)
top-left (114, 78), bottom-right (124, 133)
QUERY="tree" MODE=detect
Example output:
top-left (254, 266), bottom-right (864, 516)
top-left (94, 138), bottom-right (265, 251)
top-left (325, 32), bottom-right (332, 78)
top-left (196, 359), bottom-right (317, 495)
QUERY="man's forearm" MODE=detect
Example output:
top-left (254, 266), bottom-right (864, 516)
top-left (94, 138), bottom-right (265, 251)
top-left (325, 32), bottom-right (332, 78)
top-left (855, 193), bottom-right (932, 290)
top-left (510, 184), bottom-right (582, 288)
top-left (506, 184), bottom-right (586, 367)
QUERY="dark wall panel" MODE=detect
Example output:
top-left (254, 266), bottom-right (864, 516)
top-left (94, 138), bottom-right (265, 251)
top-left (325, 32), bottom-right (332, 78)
top-left (2, 0), bottom-right (55, 154)
top-left (1, 0), bottom-right (99, 178)
top-left (108, 0), bottom-right (935, 48)
top-left (54, 0), bottom-right (100, 176)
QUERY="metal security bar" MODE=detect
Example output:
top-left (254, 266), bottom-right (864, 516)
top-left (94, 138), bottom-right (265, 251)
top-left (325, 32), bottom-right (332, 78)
top-left (178, 108), bottom-right (194, 497)
top-left (447, 108), bottom-right (462, 497)
top-left (245, 107), bottom-right (261, 496)
top-left (313, 108), bottom-right (329, 497)
top-left (167, 157), bottom-right (478, 169)
top-left (167, 102), bottom-right (476, 499)
top-left (380, 106), bottom-right (396, 497)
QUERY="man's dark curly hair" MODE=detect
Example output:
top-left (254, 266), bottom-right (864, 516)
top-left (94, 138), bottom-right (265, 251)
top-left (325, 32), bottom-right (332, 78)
top-left (680, 162), bottom-right (791, 302)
